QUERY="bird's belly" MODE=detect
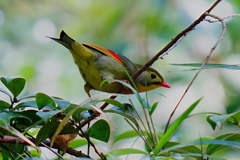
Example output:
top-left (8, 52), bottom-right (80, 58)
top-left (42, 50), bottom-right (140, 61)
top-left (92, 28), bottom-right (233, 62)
top-left (78, 61), bottom-right (102, 88)
top-left (78, 61), bottom-right (123, 93)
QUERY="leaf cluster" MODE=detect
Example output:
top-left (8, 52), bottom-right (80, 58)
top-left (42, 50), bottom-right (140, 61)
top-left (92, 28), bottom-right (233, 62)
top-left (0, 77), bottom-right (240, 160)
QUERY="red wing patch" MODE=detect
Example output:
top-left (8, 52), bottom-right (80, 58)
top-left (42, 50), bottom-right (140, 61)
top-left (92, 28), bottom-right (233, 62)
top-left (83, 43), bottom-right (123, 64)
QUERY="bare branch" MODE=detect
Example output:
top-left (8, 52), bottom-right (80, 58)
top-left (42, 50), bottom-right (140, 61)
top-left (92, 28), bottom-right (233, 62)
top-left (132, 0), bottom-right (223, 79)
top-left (204, 13), bottom-right (240, 23)
top-left (25, 132), bottom-right (63, 159)
top-left (0, 135), bottom-right (92, 159)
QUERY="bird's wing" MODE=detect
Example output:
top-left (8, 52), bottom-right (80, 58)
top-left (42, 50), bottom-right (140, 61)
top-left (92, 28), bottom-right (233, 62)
top-left (82, 43), bottom-right (123, 65)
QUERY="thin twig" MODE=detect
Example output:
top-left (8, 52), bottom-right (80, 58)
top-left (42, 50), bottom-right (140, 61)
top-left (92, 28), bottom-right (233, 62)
top-left (127, 98), bottom-right (154, 146)
top-left (132, 106), bottom-right (153, 144)
top-left (0, 143), bottom-right (25, 159)
top-left (204, 13), bottom-right (240, 23)
top-left (124, 118), bottom-right (154, 151)
top-left (87, 122), bottom-right (91, 156)
top-left (145, 93), bottom-right (158, 145)
top-left (24, 148), bottom-right (33, 158)
top-left (120, 99), bottom-right (150, 148)
top-left (149, 111), bottom-right (159, 145)
top-left (164, 11), bottom-right (227, 134)
top-left (25, 133), bottom-right (63, 159)
top-left (0, 135), bottom-right (91, 158)
top-left (141, 92), bottom-right (155, 145)
top-left (142, 105), bottom-right (155, 146)
top-left (78, 127), bottom-right (106, 160)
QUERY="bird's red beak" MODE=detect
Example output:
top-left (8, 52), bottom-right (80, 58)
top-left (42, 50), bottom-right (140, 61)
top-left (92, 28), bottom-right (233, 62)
top-left (160, 82), bottom-right (171, 88)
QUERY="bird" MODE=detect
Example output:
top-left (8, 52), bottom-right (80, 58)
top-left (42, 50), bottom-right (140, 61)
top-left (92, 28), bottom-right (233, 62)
top-left (48, 30), bottom-right (170, 97)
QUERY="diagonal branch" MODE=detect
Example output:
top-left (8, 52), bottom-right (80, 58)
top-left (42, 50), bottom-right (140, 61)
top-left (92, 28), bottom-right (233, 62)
top-left (132, 0), bottom-right (222, 79)
top-left (80, 0), bottom-right (222, 128)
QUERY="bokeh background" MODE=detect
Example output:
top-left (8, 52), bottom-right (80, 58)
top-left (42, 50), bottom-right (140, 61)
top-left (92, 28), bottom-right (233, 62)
top-left (1, 0), bottom-right (240, 159)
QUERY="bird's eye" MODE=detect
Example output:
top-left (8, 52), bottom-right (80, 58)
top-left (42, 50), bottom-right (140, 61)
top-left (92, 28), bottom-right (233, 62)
top-left (151, 73), bottom-right (156, 79)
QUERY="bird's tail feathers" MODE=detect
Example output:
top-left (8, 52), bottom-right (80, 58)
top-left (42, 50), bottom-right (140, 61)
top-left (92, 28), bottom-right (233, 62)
top-left (47, 30), bottom-right (74, 49)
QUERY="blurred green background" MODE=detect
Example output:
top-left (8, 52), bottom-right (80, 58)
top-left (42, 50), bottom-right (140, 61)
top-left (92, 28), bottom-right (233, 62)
top-left (1, 0), bottom-right (240, 159)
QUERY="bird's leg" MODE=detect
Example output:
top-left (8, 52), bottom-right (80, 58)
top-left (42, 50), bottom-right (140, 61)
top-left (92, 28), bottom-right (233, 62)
top-left (84, 83), bottom-right (102, 116)
top-left (84, 83), bottom-right (93, 97)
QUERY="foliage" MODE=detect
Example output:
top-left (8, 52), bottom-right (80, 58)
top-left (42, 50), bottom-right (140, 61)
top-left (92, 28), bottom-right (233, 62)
top-left (0, 76), bottom-right (240, 159)
top-left (1, 0), bottom-right (240, 159)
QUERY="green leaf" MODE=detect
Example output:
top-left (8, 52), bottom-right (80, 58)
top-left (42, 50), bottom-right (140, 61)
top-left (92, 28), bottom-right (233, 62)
top-left (105, 105), bottom-right (138, 127)
top-left (106, 148), bottom-right (148, 157)
top-left (8, 111), bottom-right (34, 129)
top-left (149, 102), bottom-right (158, 116)
top-left (107, 103), bottom-right (138, 118)
top-left (52, 97), bottom-right (70, 109)
top-left (49, 100), bottom-right (99, 147)
top-left (156, 153), bottom-right (225, 159)
top-left (70, 107), bottom-right (91, 123)
top-left (13, 101), bottom-right (38, 110)
top-left (227, 112), bottom-right (240, 127)
top-left (66, 100), bottom-right (99, 116)
top-left (69, 139), bottom-right (88, 148)
top-left (206, 133), bottom-right (240, 155)
top-left (170, 63), bottom-right (240, 72)
top-left (206, 114), bottom-right (220, 130)
top-left (170, 63), bottom-right (240, 69)
top-left (160, 139), bottom-right (240, 154)
top-left (0, 100), bottom-right (11, 109)
top-left (207, 112), bottom-right (237, 130)
top-left (0, 112), bottom-right (10, 125)
top-left (35, 93), bottom-right (55, 110)
top-left (164, 141), bottom-right (201, 158)
top-left (0, 77), bottom-right (26, 98)
top-left (1, 143), bottom-right (25, 159)
top-left (60, 124), bottom-right (78, 135)
top-left (87, 119), bottom-right (110, 143)
top-left (19, 94), bottom-right (36, 100)
top-left (122, 103), bottom-right (137, 114)
top-left (67, 101), bottom-right (100, 121)
top-left (153, 97), bottom-right (202, 155)
top-left (28, 150), bottom-right (41, 158)
top-left (36, 110), bottom-right (62, 123)
top-left (101, 99), bottom-right (124, 109)
top-left (71, 106), bottom-right (93, 119)
top-left (103, 79), bottom-right (151, 109)
top-left (35, 119), bottom-right (58, 145)
top-left (65, 103), bottom-right (86, 115)
top-left (113, 130), bottom-right (139, 144)
top-left (13, 110), bottom-right (40, 123)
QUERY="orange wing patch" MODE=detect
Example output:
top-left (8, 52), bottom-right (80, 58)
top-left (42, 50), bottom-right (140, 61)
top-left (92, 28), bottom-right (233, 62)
top-left (83, 43), bottom-right (123, 64)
